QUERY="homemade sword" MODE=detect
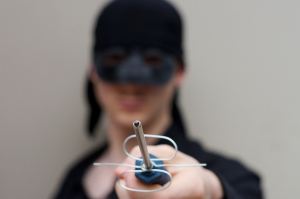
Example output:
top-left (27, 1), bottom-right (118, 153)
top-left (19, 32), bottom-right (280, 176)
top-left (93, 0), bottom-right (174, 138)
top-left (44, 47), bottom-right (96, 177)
top-left (133, 120), bottom-right (169, 185)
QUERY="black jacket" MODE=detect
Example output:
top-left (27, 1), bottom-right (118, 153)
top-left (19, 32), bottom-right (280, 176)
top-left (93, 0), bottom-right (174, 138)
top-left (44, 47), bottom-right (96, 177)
top-left (54, 123), bottom-right (263, 199)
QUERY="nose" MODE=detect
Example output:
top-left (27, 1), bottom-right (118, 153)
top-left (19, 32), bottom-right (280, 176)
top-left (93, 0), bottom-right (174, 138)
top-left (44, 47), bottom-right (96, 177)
top-left (117, 53), bottom-right (152, 84)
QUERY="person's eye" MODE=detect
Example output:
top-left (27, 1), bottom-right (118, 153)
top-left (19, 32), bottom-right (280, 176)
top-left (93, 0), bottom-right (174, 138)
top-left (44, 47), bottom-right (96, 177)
top-left (143, 55), bottom-right (162, 67)
top-left (104, 54), bottom-right (125, 66)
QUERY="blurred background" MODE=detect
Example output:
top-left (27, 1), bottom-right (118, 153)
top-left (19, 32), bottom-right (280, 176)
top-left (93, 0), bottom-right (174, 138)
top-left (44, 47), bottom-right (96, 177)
top-left (0, 0), bottom-right (299, 198)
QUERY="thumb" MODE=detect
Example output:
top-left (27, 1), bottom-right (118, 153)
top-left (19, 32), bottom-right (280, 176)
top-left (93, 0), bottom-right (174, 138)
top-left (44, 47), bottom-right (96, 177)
top-left (115, 158), bottom-right (134, 177)
top-left (115, 178), bottom-right (131, 199)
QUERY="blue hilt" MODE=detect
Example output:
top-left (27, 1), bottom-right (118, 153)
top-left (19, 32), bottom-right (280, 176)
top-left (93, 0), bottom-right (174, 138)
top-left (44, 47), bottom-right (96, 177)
top-left (135, 154), bottom-right (169, 186)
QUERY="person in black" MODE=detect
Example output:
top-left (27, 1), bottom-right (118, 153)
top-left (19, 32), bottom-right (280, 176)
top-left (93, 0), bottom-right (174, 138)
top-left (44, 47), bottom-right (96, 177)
top-left (54, 0), bottom-right (263, 198)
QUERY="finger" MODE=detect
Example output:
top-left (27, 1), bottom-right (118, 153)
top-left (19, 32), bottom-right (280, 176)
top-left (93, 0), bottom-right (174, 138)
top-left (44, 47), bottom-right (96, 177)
top-left (115, 178), bottom-right (130, 199)
top-left (147, 144), bottom-right (178, 161)
top-left (117, 171), bottom-right (168, 199)
top-left (167, 168), bottom-right (205, 198)
top-left (115, 145), bottom-right (141, 177)
top-left (115, 159), bottom-right (134, 177)
top-left (146, 145), bottom-right (202, 174)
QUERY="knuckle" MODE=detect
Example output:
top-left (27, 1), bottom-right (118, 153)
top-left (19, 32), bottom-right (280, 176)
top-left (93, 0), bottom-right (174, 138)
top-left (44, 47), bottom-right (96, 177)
top-left (158, 144), bottom-right (174, 152)
top-left (130, 145), bottom-right (142, 156)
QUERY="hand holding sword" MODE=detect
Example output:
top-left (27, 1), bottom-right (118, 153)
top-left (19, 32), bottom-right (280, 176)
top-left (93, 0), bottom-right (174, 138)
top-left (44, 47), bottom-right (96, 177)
top-left (115, 120), bottom-right (224, 199)
top-left (94, 120), bottom-right (223, 198)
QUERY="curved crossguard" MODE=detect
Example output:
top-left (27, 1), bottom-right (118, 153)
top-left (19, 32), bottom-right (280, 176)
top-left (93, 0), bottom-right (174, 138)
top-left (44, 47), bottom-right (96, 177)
top-left (123, 132), bottom-right (178, 162)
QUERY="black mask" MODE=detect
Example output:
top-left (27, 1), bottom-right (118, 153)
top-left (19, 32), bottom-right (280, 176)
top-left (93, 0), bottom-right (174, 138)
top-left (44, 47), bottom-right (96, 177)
top-left (95, 47), bottom-right (176, 85)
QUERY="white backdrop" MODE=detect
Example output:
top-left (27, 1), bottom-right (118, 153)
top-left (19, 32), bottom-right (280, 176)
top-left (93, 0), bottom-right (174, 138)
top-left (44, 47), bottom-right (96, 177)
top-left (1, 1), bottom-right (299, 198)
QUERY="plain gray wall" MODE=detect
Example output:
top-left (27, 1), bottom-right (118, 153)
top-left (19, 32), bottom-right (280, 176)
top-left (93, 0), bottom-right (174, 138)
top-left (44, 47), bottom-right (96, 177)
top-left (1, 0), bottom-right (299, 198)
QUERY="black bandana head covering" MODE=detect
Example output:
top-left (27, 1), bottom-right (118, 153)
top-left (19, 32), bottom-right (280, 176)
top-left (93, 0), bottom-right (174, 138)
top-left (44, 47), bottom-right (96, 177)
top-left (93, 0), bottom-right (184, 63)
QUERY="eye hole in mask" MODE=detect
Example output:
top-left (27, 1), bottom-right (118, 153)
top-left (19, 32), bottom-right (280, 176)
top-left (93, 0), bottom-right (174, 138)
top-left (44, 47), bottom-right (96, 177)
top-left (143, 49), bottom-right (163, 68)
top-left (103, 47), bottom-right (126, 67)
top-left (102, 47), bottom-right (164, 68)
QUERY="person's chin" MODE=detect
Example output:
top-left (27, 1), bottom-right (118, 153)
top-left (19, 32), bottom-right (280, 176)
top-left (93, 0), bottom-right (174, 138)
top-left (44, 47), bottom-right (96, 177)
top-left (113, 100), bottom-right (153, 127)
top-left (116, 110), bottom-right (148, 128)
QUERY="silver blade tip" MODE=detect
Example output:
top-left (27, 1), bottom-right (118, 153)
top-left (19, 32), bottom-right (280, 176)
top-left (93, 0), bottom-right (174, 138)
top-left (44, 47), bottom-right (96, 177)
top-left (133, 120), bottom-right (141, 127)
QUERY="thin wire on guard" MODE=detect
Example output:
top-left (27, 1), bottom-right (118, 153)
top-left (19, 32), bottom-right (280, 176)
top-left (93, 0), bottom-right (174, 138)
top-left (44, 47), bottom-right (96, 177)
top-left (93, 120), bottom-right (207, 192)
